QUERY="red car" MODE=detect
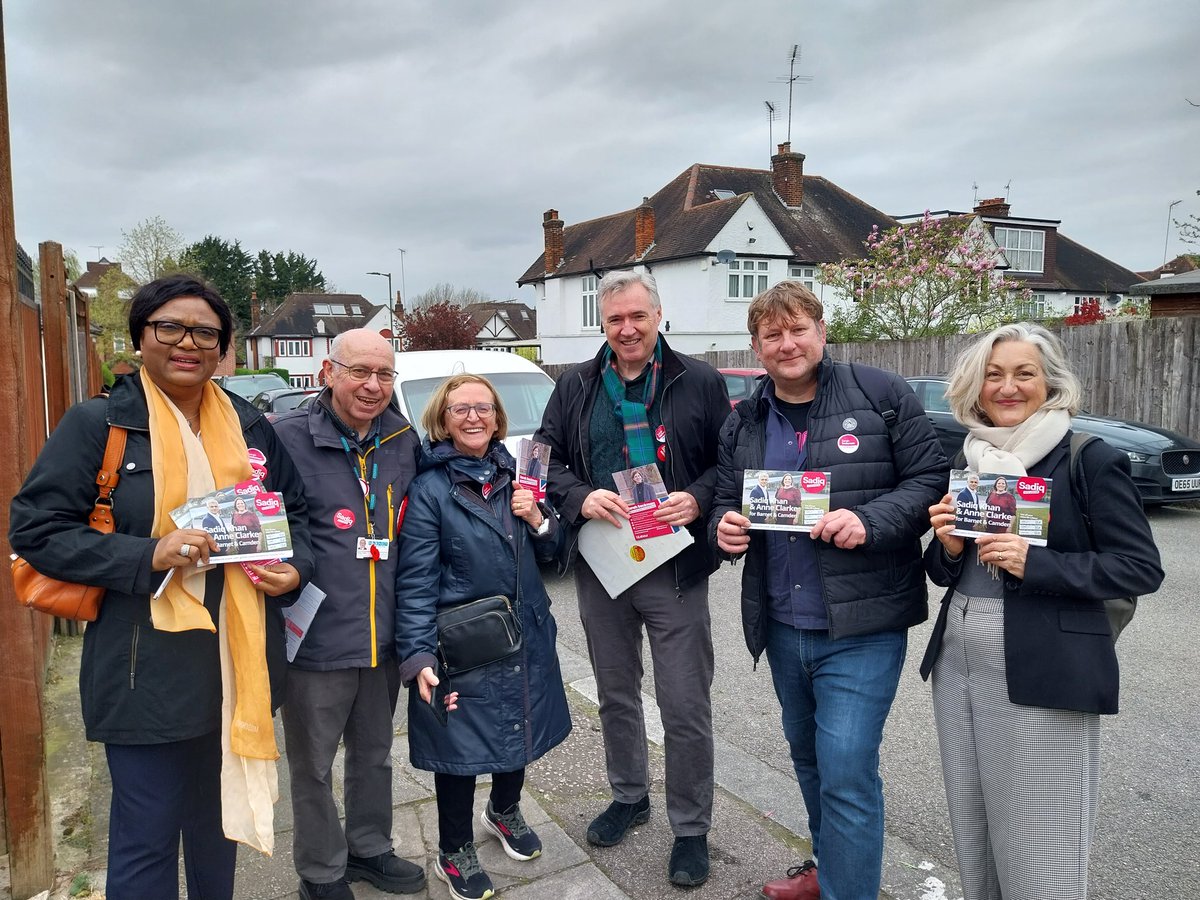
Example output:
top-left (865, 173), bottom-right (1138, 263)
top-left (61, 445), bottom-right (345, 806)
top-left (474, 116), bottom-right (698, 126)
top-left (718, 368), bottom-right (766, 409)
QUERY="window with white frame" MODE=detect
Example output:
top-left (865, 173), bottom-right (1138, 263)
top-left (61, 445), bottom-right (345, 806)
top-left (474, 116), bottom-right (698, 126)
top-left (291, 374), bottom-right (314, 387)
top-left (789, 265), bottom-right (817, 291)
top-left (727, 258), bottom-right (770, 299)
top-left (581, 275), bottom-right (599, 329)
top-left (1073, 295), bottom-right (1100, 315)
top-left (1015, 293), bottom-right (1047, 320)
top-left (993, 227), bottom-right (1045, 273)
top-left (274, 338), bottom-right (312, 357)
top-left (112, 336), bottom-right (127, 352)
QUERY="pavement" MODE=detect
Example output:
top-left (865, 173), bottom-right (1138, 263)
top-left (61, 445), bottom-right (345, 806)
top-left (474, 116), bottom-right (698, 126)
top-left (30, 633), bottom-right (958, 900)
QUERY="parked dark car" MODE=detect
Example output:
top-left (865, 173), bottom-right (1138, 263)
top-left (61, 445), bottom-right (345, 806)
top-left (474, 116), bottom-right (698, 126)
top-left (907, 376), bottom-right (1200, 505)
top-left (250, 387), bottom-right (320, 421)
top-left (215, 373), bottom-right (290, 400)
top-left (719, 367), bottom-right (766, 408)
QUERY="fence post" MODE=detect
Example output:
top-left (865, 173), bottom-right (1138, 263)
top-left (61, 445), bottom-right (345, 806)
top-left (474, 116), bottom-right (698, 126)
top-left (0, 3), bottom-right (58, 894)
top-left (41, 241), bottom-right (71, 430)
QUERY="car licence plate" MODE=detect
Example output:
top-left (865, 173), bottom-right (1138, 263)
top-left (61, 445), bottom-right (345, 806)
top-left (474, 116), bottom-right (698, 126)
top-left (1172, 477), bottom-right (1200, 491)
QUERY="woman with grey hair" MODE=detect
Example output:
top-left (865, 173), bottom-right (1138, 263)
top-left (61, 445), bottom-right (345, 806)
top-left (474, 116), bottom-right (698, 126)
top-left (919, 322), bottom-right (1163, 900)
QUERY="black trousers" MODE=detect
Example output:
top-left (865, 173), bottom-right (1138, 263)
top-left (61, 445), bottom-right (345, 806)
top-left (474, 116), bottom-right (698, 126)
top-left (105, 730), bottom-right (236, 900)
top-left (434, 768), bottom-right (525, 854)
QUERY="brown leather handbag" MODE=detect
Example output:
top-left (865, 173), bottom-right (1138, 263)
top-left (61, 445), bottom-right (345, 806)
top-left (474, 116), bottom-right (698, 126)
top-left (10, 426), bottom-right (128, 621)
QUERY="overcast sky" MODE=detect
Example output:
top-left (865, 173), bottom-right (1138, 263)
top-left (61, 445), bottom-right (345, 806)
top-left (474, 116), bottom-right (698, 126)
top-left (7, 0), bottom-right (1198, 308)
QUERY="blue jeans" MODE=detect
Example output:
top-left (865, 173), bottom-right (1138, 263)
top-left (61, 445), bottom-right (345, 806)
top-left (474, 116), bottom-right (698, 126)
top-left (765, 618), bottom-right (907, 900)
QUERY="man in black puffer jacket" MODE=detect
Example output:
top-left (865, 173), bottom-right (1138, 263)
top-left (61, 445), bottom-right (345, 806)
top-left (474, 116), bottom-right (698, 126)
top-left (710, 281), bottom-right (947, 900)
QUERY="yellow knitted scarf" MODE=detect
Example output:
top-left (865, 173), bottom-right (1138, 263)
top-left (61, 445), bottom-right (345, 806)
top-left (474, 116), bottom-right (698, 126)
top-left (141, 371), bottom-right (278, 853)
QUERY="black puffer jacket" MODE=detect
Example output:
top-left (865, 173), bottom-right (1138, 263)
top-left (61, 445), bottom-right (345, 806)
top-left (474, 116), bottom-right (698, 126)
top-left (709, 355), bottom-right (948, 660)
top-left (534, 337), bottom-right (730, 590)
top-left (9, 373), bottom-right (314, 744)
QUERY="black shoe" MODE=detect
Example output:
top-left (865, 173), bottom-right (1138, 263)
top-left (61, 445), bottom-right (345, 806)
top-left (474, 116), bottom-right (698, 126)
top-left (481, 799), bottom-right (543, 860)
top-left (298, 878), bottom-right (354, 900)
top-left (586, 795), bottom-right (651, 847)
top-left (345, 849), bottom-right (427, 894)
top-left (669, 834), bottom-right (710, 887)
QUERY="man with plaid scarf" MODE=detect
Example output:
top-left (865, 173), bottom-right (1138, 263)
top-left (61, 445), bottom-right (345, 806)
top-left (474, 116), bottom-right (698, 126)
top-left (535, 270), bottom-right (729, 888)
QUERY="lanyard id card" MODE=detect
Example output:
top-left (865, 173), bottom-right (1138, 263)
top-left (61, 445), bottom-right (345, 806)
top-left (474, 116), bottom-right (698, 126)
top-left (356, 537), bottom-right (390, 561)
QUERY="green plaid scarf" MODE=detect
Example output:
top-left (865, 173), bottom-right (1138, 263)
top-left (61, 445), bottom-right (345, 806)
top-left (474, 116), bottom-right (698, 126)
top-left (601, 339), bottom-right (662, 467)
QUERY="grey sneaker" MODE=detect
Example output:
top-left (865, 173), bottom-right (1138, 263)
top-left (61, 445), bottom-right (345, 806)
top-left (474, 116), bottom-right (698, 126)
top-left (435, 841), bottom-right (494, 900)
top-left (481, 799), bottom-right (542, 860)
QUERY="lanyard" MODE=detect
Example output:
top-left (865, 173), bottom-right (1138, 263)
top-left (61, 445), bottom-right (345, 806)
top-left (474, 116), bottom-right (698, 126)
top-left (340, 435), bottom-right (380, 538)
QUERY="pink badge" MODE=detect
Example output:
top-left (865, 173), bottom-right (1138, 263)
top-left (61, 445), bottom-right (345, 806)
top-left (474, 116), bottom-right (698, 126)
top-left (837, 434), bottom-right (860, 454)
top-left (333, 508), bottom-right (356, 529)
top-left (255, 493), bottom-right (282, 515)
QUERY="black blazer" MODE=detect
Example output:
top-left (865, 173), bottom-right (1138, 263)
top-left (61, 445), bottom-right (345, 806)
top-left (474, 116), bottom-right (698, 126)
top-left (920, 433), bottom-right (1164, 714)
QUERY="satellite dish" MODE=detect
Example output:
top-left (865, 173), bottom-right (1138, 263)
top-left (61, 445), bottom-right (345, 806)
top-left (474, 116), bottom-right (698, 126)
top-left (715, 249), bottom-right (736, 265)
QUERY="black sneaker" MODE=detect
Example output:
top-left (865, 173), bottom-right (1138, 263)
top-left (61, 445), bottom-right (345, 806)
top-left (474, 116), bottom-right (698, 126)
top-left (586, 795), bottom-right (651, 847)
top-left (298, 878), bottom-right (353, 900)
top-left (668, 834), bottom-right (710, 887)
top-left (481, 799), bottom-right (542, 860)
top-left (435, 842), bottom-right (494, 900)
top-left (345, 848), bottom-right (426, 893)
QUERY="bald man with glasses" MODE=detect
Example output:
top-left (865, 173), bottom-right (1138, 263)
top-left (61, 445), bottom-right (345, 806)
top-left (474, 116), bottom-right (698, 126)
top-left (272, 329), bottom-right (425, 900)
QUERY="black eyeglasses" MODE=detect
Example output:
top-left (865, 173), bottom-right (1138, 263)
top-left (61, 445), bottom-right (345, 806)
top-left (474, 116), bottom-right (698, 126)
top-left (329, 359), bottom-right (397, 384)
top-left (446, 402), bottom-right (497, 419)
top-left (146, 320), bottom-right (222, 350)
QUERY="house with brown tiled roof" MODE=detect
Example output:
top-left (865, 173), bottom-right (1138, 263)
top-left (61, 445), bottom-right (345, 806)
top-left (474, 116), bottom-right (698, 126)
top-left (464, 301), bottom-right (539, 357)
top-left (903, 198), bottom-right (1144, 321)
top-left (73, 258), bottom-right (125, 298)
top-left (244, 292), bottom-right (390, 385)
top-left (517, 142), bottom-right (896, 364)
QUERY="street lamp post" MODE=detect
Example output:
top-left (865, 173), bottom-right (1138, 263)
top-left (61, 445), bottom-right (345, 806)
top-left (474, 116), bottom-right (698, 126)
top-left (366, 271), bottom-right (394, 338)
top-left (396, 248), bottom-right (407, 312)
top-left (1164, 200), bottom-right (1182, 266)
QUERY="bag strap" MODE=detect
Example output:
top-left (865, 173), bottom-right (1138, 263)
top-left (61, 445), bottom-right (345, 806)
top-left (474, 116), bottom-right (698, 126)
top-left (848, 362), bottom-right (901, 444)
top-left (87, 426), bottom-right (129, 534)
top-left (1067, 432), bottom-right (1101, 540)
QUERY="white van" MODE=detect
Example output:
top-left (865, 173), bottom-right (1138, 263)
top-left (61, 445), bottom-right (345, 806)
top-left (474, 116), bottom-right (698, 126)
top-left (391, 349), bottom-right (555, 454)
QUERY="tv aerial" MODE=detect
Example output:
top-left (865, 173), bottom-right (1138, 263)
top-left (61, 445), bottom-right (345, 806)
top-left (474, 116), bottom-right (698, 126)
top-left (772, 44), bottom-right (814, 143)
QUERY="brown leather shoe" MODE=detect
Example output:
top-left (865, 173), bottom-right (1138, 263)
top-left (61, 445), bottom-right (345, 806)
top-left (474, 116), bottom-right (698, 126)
top-left (760, 860), bottom-right (820, 900)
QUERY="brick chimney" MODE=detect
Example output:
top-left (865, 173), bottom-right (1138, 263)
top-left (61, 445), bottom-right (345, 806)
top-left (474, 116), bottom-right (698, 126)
top-left (772, 142), bottom-right (806, 207)
top-left (635, 197), bottom-right (655, 258)
top-left (543, 209), bottom-right (564, 272)
top-left (250, 290), bottom-right (260, 329)
top-left (974, 197), bottom-right (1010, 217)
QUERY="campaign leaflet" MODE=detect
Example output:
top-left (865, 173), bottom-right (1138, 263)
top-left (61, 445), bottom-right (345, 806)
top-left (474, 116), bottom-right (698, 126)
top-left (516, 437), bottom-right (549, 501)
top-left (742, 470), bottom-right (831, 532)
top-left (169, 478), bottom-right (295, 564)
top-left (948, 469), bottom-right (1051, 546)
top-left (612, 463), bottom-right (674, 541)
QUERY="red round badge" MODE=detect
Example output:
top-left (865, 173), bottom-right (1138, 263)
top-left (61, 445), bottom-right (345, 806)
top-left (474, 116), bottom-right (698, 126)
top-left (251, 463), bottom-right (268, 482)
top-left (255, 493), bottom-right (282, 516)
top-left (655, 425), bottom-right (667, 443)
top-left (1016, 477), bottom-right (1048, 502)
top-left (657, 444), bottom-right (667, 462)
top-left (333, 508), bottom-right (356, 529)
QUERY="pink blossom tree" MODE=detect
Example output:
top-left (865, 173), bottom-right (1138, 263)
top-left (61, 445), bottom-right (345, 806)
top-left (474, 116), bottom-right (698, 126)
top-left (820, 213), bottom-right (1029, 341)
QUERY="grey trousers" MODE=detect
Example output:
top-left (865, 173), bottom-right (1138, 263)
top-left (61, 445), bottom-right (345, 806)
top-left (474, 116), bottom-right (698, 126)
top-left (575, 559), bottom-right (715, 836)
top-left (933, 592), bottom-right (1099, 900)
top-left (282, 661), bottom-right (401, 883)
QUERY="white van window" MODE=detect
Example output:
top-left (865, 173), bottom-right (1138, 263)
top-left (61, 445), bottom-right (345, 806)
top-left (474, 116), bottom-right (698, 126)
top-left (401, 373), bottom-right (556, 439)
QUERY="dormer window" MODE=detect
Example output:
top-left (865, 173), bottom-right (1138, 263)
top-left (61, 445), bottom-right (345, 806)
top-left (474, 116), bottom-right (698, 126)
top-left (993, 227), bottom-right (1045, 274)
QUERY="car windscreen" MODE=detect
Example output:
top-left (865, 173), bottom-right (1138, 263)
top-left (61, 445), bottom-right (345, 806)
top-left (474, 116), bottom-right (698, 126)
top-left (274, 392), bottom-right (313, 412)
top-left (400, 373), bottom-right (556, 439)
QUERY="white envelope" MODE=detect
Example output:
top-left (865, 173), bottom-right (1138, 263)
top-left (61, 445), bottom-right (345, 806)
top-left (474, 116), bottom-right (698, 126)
top-left (577, 516), bottom-right (694, 598)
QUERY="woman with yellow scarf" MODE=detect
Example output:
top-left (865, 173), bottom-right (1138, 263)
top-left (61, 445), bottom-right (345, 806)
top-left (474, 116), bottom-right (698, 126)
top-left (10, 275), bottom-right (314, 899)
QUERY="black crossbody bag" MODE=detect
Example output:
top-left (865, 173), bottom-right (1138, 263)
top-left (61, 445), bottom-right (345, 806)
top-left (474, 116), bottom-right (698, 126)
top-left (434, 487), bottom-right (528, 676)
